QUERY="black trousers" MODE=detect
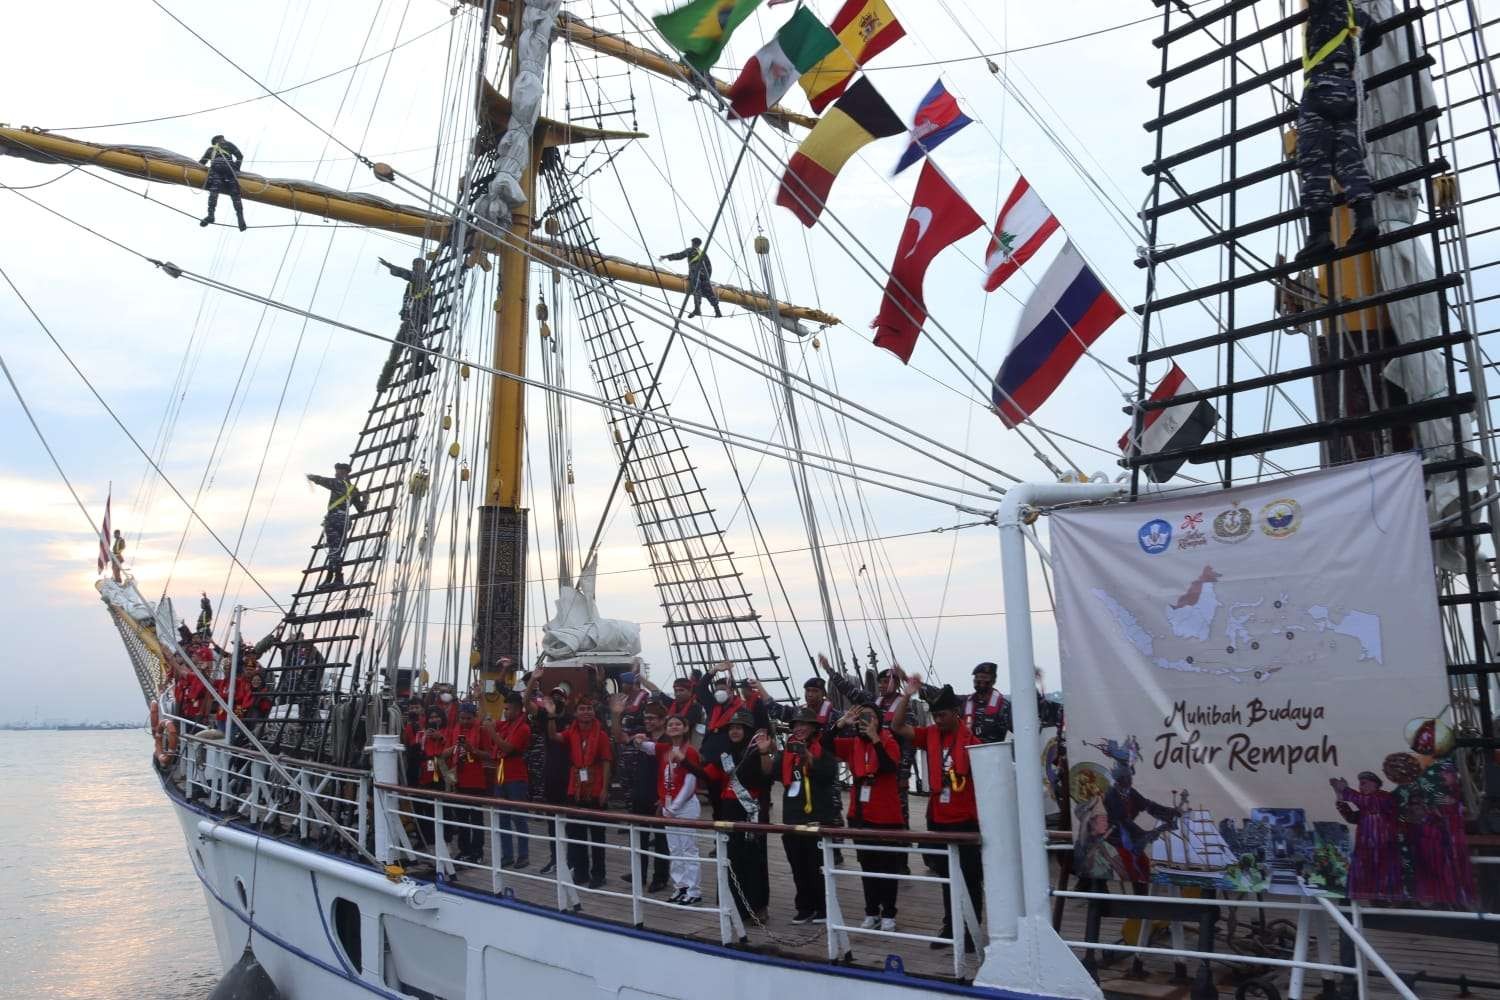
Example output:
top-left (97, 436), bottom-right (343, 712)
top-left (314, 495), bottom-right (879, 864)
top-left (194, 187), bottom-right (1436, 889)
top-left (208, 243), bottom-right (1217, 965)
top-left (451, 795), bottom-right (487, 858)
top-left (566, 801), bottom-right (607, 883)
top-left (717, 798), bottom-right (769, 917)
top-left (629, 800), bottom-right (668, 885)
top-left (851, 819), bottom-right (906, 918)
top-left (782, 832), bottom-right (825, 916)
top-left (929, 817), bottom-right (983, 930)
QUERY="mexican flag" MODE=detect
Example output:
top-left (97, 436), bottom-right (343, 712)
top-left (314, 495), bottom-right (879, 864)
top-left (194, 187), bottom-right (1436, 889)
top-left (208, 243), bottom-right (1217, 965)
top-left (654, 0), bottom-right (764, 74)
top-left (725, 7), bottom-right (839, 119)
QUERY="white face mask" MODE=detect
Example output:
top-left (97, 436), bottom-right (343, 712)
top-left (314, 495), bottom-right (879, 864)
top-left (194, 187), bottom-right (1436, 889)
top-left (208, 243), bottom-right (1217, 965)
top-left (713, 689), bottom-right (730, 705)
top-left (440, 692), bottom-right (453, 703)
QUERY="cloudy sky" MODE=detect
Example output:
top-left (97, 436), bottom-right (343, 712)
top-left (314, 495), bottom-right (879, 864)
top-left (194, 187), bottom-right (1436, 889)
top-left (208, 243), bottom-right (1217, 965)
top-left (2, 0), bottom-right (1488, 723)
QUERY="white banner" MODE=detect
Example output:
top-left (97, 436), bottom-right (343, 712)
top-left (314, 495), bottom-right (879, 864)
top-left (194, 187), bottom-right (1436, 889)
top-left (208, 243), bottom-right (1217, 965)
top-left (1053, 454), bottom-right (1476, 904)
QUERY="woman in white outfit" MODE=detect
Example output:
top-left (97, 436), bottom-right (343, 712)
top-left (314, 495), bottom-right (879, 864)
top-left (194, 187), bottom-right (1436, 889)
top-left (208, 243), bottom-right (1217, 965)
top-left (636, 716), bottom-right (703, 904)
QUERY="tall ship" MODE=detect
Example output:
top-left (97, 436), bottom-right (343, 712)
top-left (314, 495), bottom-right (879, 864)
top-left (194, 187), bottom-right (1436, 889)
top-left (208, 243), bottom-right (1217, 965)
top-left (3, 0), bottom-right (1498, 997)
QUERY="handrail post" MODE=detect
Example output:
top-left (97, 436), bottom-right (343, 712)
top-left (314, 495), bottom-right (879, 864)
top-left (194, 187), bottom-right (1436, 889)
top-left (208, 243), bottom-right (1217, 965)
top-left (715, 831), bottom-right (734, 945)
top-left (629, 820), bottom-right (643, 928)
top-left (819, 836), bottom-right (850, 960)
top-left (948, 843), bottom-right (965, 978)
top-left (553, 817), bottom-right (574, 911)
top-left (1313, 895), bottom-right (1417, 1000)
top-left (435, 799), bottom-right (450, 876)
top-left (298, 771), bottom-right (311, 840)
top-left (368, 733), bottom-right (402, 865)
top-left (490, 805), bottom-right (503, 895)
top-left (1289, 908), bottom-right (1311, 1000)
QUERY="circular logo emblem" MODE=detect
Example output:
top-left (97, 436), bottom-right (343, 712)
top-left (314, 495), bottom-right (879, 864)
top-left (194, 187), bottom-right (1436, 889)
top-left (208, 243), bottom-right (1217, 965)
top-left (1212, 505), bottom-right (1253, 544)
top-left (1260, 498), bottom-right (1301, 538)
top-left (1138, 518), bottom-right (1173, 554)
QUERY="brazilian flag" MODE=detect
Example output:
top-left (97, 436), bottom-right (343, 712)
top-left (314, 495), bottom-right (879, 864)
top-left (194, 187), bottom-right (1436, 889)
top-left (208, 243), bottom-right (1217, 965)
top-left (654, 0), bottom-right (764, 74)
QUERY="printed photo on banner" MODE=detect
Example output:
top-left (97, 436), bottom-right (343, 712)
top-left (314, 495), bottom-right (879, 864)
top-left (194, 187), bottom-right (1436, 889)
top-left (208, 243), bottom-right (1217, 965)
top-left (1051, 454), bottom-right (1477, 904)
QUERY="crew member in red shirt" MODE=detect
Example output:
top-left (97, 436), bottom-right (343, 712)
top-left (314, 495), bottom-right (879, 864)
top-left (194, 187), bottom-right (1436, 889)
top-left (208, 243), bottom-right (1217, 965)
top-left (545, 698), bottom-right (613, 889)
top-left (444, 701), bottom-right (494, 863)
top-left (892, 678), bottom-right (981, 949)
top-left (832, 703), bottom-right (907, 931)
top-left (415, 707), bottom-right (451, 851)
top-left (687, 708), bottom-right (768, 922)
top-left (490, 692), bottom-right (533, 869)
top-left (695, 661), bottom-right (747, 761)
top-left (658, 675), bottom-right (705, 746)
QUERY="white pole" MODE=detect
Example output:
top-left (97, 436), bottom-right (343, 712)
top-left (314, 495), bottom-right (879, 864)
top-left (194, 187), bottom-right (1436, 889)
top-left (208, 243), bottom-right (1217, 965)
top-left (1314, 895), bottom-right (1417, 1000)
top-left (224, 605), bottom-right (242, 740)
top-left (997, 479), bottom-right (1124, 917)
top-left (969, 741), bottom-right (1022, 943)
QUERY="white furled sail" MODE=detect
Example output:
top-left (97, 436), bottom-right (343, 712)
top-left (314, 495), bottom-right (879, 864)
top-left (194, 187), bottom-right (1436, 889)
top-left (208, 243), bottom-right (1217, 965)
top-left (479, 0), bottom-right (564, 218)
top-left (540, 555), bottom-right (641, 659)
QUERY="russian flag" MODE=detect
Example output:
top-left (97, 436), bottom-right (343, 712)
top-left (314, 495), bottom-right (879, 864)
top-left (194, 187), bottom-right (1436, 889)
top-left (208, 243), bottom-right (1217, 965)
top-left (991, 241), bottom-right (1123, 428)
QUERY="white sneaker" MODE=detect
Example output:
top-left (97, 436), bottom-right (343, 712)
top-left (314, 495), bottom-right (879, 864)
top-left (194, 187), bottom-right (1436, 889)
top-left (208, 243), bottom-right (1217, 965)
top-left (860, 915), bottom-right (879, 930)
top-left (880, 917), bottom-right (897, 933)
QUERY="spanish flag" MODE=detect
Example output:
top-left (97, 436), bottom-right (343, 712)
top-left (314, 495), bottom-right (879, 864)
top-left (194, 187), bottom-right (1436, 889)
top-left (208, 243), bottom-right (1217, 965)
top-left (776, 77), bottom-right (905, 227)
top-left (798, 0), bottom-right (906, 113)
top-left (654, 0), bottom-right (765, 74)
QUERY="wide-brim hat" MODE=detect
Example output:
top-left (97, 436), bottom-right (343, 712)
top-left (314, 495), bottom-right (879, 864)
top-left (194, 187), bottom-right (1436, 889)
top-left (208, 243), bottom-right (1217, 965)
top-left (726, 709), bottom-right (755, 728)
top-left (792, 707), bottom-right (825, 727)
top-left (929, 684), bottom-right (961, 714)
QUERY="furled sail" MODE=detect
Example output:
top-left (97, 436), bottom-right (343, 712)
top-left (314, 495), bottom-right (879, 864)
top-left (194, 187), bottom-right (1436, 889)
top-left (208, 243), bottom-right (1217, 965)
top-left (541, 556), bottom-right (642, 659)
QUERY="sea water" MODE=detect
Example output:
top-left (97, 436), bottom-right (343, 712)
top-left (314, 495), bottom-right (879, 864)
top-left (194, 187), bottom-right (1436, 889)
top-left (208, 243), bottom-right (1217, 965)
top-left (0, 730), bottom-right (218, 999)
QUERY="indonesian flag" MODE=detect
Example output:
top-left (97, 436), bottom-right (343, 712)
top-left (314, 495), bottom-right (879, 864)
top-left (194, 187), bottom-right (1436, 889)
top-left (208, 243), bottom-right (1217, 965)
top-left (1118, 364), bottom-right (1218, 483)
top-left (97, 489), bottom-right (112, 574)
top-left (871, 161), bottom-right (984, 364)
top-left (983, 176), bottom-right (1060, 292)
top-left (727, 7), bottom-right (839, 119)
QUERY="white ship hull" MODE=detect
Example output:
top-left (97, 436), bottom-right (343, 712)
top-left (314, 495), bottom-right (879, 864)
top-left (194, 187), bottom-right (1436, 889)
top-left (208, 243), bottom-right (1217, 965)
top-left (167, 782), bottom-right (1075, 1000)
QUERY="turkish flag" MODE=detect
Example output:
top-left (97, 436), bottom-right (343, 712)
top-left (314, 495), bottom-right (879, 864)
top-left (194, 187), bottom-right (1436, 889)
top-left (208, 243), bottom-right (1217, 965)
top-left (872, 161), bottom-right (984, 364)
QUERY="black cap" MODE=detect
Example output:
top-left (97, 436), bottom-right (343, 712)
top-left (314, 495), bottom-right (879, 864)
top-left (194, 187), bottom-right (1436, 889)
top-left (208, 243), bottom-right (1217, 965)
top-left (973, 661), bottom-right (999, 676)
top-left (504, 691), bottom-right (523, 706)
top-left (803, 677), bottom-right (826, 691)
top-left (929, 685), bottom-right (961, 714)
top-left (335, 461), bottom-right (352, 473)
top-left (691, 237), bottom-right (702, 245)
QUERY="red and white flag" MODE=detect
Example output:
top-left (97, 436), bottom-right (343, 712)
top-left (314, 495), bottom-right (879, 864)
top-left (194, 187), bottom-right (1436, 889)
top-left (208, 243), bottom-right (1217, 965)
top-left (1117, 364), bottom-right (1218, 483)
top-left (97, 489), bottom-right (112, 574)
top-left (982, 176), bottom-right (1060, 292)
top-left (872, 160), bottom-right (985, 364)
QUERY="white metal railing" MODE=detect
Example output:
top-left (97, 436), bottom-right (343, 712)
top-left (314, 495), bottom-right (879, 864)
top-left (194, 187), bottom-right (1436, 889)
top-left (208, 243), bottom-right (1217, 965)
top-left (1046, 842), bottom-right (1499, 1000)
top-left (378, 782), bottom-right (982, 967)
top-left (819, 834), bottom-right (982, 979)
top-left (174, 718), bottom-right (369, 849)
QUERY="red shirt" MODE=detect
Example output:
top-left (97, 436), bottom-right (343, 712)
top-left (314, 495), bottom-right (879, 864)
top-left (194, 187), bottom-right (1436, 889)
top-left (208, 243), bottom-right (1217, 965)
top-left (912, 723), bottom-right (979, 824)
top-left (560, 721), bottom-right (613, 800)
top-left (834, 731), bottom-right (904, 826)
top-left (707, 695), bottom-right (746, 733)
top-left (493, 717), bottom-right (532, 788)
top-left (699, 746), bottom-right (764, 801)
top-left (419, 730), bottom-right (450, 786)
top-left (447, 721), bottom-right (492, 791)
top-left (645, 741), bottom-right (702, 806)
top-left (213, 675), bottom-right (252, 723)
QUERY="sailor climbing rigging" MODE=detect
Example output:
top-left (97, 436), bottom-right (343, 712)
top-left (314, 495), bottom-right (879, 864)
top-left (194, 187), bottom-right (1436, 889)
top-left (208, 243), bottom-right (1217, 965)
top-left (306, 461), bottom-right (367, 590)
top-left (659, 238), bottom-right (722, 318)
top-left (1293, 0), bottom-right (1390, 263)
top-left (376, 256), bottom-right (438, 390)
top-left (197, 135), bottom-right (247, 231)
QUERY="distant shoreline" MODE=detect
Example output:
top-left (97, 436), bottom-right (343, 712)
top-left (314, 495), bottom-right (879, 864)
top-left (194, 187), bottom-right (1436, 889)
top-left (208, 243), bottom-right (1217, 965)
top-left (0, 724), bottom-right (146, 732)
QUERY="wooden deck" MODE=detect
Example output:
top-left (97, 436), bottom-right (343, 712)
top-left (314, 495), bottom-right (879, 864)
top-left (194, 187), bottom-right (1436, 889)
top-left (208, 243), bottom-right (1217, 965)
top-left (423, 798), bottom-right (1500, 999)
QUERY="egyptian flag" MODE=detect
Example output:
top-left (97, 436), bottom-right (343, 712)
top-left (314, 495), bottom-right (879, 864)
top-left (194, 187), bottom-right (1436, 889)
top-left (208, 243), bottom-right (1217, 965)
top-left (893, 81), bottom-right (973, 175)
top-left (991, 241), bottom-right (1122, 427)
top-left (776, 78), bottom-right (904, 227)
top-left (871, 161), bottom-right (984, 364)
top-left (654, 0), bottom-right (764, 74)
top-left (983, 176), bottom-right (1059, 292)
top-left (726, 7), bottom-right (839, 119)
top-left (799, 0), bottom-right (906, 113)
top-left (1118, 364), bottom-right (1217, 483)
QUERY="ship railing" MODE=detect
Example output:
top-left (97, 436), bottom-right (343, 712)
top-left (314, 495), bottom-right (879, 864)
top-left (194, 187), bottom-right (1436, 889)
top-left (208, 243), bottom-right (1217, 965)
top-left (172, 717), bottom-right (370, 850)
top-left (378, 782), bottom-right (981, 970)
top-left (1044, 839), bottom-right (1500, 999)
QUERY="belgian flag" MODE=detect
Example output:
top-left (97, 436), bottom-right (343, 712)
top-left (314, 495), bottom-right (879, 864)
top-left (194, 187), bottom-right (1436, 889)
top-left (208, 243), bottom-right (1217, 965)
top-left (775, 78), bottom-right (905, 228)
top-left (654, 0), bottom-right (765, 74)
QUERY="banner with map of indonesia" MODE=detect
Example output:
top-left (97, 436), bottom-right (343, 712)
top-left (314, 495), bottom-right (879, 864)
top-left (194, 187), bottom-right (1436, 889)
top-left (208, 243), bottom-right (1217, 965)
top-left (1051, 454), bottom-right (1476, 905)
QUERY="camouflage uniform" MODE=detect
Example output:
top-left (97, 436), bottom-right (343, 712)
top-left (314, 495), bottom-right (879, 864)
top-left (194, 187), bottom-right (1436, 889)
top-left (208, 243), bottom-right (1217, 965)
top-left (307, 473), bottom-right (366, 586)
top-left (1296, 0), bottom-right (1386, 213)
top-left (198, 137), bottom-right (247, 229)
top-left (662, 243), bottom-right (721, 318)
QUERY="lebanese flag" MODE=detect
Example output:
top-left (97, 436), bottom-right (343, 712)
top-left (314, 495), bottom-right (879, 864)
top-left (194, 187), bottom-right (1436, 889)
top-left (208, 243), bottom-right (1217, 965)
top-left (1118, 364), bottom-right (1217, 483)
top-left (727, 7), bottom-right (839, 119)
top-left (991, 241), bottom-right (1122, 428)
top-left (97, 488), bottom-right (112, 574)
top-left (983, 176), bottom-right (1059, 292)
top-left (871, 161), bottom-right (984, 364)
